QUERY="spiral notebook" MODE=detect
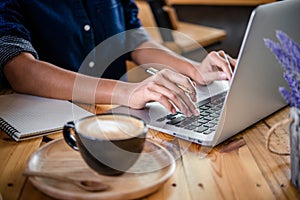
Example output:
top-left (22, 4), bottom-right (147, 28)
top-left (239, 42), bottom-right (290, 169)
top-left (0, 93), bottom-right (92, 141)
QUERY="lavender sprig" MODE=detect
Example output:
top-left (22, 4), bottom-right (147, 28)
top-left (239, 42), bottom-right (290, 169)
top-left (264, 30), bottom-right (300, 109)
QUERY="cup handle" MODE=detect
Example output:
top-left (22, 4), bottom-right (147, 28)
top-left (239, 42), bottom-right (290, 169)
top-left (63, 121), bottom-right (79, 151)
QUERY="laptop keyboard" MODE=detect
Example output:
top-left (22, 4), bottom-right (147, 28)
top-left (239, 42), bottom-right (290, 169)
top-left (156, 91), bottom-right (227, 135)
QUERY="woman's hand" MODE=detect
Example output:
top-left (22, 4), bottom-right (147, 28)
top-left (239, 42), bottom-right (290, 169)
top-left (190, 50), bottom-right (237, 85)
top-left (115, 68), bottom-right (200, 117)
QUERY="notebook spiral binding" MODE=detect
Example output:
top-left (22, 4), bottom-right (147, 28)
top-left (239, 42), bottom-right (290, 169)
top-left (0, 117), bottom-right (20, 137)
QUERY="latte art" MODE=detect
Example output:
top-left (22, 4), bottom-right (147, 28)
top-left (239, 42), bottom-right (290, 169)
top-left (77, 115), bottom-right (145, 140)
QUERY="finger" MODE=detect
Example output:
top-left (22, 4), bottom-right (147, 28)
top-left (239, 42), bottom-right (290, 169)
top-left (159, 69), bottom-right (197, 102)
top-left (216, 50), bottom-right (233, 80)
top-left (209, 51), bottom-right (231, 80)
top-left (149, 82), bottom-right (193, 116)
top-left (156, 72), bottom-right (199, 115)
top-left (146, 90), bottom-right (177, 114)
top-left (226, 54), bottom-right (237, 70)
top-left (202, 71), bottom-right (228, 84)
top-left (220, 51), bottom-right (236, 73)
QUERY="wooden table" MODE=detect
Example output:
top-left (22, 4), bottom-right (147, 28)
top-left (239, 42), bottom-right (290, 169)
top-left (1, 103), bottom-right (300, 199)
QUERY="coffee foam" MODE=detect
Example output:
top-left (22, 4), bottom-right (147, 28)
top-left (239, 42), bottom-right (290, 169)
top-left (77, 115), bottom-right (145, 140)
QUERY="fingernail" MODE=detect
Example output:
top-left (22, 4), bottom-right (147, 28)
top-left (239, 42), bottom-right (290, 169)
top-left (172, 108), bottom-right (177, 114)
top-left (192, 80), bottom-right (197, 87)
top-left (192, 96), bottom-right (197, 102)
top-left (186, 110), bottom-right (192, 117)
top-left (221, 73), bottom-right (227, 79)
top-left (193, 109), bottom-right (200, 116)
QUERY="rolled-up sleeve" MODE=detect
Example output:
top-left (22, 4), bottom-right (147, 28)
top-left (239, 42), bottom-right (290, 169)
top-left (0, 35), bottom-right (38, 88)
top-left (0, 1), bottom-right (38, 85)
top-left (0, 35), bottom-right (38, 66)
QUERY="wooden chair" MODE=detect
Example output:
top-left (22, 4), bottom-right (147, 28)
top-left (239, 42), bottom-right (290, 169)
top-left (135, 0), bottom-right (227, 54)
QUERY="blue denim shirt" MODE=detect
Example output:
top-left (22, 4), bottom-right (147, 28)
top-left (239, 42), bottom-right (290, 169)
top-left (0, 0), bottom-right (149, 83)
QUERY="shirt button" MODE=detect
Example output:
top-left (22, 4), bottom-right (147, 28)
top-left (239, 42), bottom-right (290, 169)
top-left (84, 24), bottom-right (91, 31)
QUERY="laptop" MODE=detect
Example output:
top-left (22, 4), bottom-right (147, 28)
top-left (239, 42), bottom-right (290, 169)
top-left (109, 0), bottom-right (300, 146)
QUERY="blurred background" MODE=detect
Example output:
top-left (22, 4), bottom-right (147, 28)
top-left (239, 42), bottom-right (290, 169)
top-left (137, 0), bottom-right (277, 57)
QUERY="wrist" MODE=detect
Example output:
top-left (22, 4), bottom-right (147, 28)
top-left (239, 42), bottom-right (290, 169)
top-left (107, 81), bottom-right (133, 107)
top-left (95, 79), bottom-right (120, 105)
top-left (181, 60), bottom-right (199, 81)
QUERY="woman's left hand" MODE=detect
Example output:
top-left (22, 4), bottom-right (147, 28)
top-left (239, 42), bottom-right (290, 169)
top-left (190, 50), bottom-right (237, 85)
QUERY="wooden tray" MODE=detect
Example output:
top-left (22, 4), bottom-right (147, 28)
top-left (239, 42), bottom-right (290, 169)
top-left (25, 138), bottom-right (175, 200)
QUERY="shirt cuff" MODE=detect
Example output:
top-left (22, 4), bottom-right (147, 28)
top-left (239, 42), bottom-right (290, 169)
top-left (0, 35), bottom-right (38, 88)
top-left (0, 35), bottom-right (39, 67)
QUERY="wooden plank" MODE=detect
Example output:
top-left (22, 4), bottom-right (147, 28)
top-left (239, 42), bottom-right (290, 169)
top-left (145, 129), bottom-right (192, 199)
top-left (146, 160), bottom-right (192, 200)
top-left (179, 136), bottom-right (275, 199)
top-left (0, 132), bottom-right (42, 200)
top-left (171, 0), bottom-right (275, 6)
top-left (243, 121), bottom-right (300, 199)
top-left (178, 140), bottom-right (222, 199)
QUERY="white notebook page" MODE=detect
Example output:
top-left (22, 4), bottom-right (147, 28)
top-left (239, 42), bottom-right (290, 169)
top-left (0, 94), bottom-right (92, 141)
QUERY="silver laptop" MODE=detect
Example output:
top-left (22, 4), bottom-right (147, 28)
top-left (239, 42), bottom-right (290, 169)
top-left (110, 0), bottom-right (299, 146)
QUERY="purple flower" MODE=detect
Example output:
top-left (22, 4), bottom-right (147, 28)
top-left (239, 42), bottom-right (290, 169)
top-left (264, 30), bottom-right (300, 109)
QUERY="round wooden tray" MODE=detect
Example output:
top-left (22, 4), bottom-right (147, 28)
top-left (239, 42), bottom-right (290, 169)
top-left (25, 138), bottom-right (176, 200)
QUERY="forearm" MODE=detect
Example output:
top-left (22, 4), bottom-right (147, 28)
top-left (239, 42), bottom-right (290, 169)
top-left (2, 50), bottom-right (202, 116)
top-left (4, 53), bottom-right (72, 98)
top-left (131, 40), bottom-right (198, 79)
top-left (3, 52), bottom-right (125, 104)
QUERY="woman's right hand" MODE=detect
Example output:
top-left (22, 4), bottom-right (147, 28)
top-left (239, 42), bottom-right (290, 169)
top-left (115, 68), bottom-right (200, 117)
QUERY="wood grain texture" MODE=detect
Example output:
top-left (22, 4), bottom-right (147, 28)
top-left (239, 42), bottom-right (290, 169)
top-left (0, 132), bottom-right (42, 200)
top-left (1, 104), bottom-right (300, 199)
top-left (181, 136), bottom-right (274, 199)
top-left (243, 112), bottom-right (300, 199)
